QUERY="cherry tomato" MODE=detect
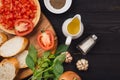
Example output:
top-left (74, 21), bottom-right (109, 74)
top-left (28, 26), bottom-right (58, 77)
top-left (37, 30), bottom-right (55, 50)
top-left (14, 19), bottom-right (34, 36)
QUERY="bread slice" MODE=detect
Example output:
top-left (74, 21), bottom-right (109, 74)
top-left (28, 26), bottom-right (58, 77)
top-left (0, 0), bottom-right (41, 35)
top-left (15, 68), bottom-right (33, 80)
top-left (0, 36), bottom-right (28, 57)
top-left (0, 32), bottom-right (8, 46)
top-left (0, 58), bottom-right (19, 80)
top-left (15, 50), bottom-right (28, 68)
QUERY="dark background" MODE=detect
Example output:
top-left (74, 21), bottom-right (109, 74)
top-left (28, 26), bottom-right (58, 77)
top-left (37, 0), bottom-right (120, 80)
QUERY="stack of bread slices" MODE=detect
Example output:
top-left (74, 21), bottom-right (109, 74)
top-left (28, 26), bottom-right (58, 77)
top-left (0, 32), bottom-right (29, 80)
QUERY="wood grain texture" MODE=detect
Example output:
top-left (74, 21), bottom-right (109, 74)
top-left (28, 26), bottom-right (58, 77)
top-left (0, 13), bottom-right (57, 80)
top-left (0, 0), bottom-right (59, 79)
top-left (14, 13), bottom-right (58, 80)
top-left (39, 0), bottom-right (120, 80)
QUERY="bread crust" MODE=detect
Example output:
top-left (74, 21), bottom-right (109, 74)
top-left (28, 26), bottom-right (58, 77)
top-left (0, 32), bottom-right (8, 45)
top-left (0, 36), bottom-right (28, 57)
top-left (19, 37), bottom-right (28, 55)
top-left (0, 58), bottom-right (19, 80)
top-left (15, 50), bottom-right (28, 68)
top-left (1, 58), bottom-right (19, 73)
top-left (15, 68), bottom-right (33, 80)
top-left (0, 0), bottom-right (41, 35)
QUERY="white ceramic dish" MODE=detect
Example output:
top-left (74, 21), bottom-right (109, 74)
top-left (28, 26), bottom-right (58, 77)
top-left (43, 0), bottom-right (72, 14)
top-left (62, 14), bottom-right (84, 45)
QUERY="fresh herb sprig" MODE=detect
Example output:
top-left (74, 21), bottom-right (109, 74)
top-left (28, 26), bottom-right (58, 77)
top-left (26, 44), bottom-right (68, 80)
top-left (26, 45), bottom-right (37, 71)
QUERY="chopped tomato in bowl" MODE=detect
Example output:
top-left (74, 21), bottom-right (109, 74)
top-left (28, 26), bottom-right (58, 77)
top-left (15, 19), bottom-right (34, 36)
top-left (37, 30), bottom-right (55, 51)
top-left (0, 0), bottom-right (40, 35)
top-left (0, 0), bottom-right (37, 29)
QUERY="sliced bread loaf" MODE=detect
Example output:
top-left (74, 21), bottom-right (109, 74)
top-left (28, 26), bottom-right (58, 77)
top-left (0, 58), bottom-right (19, 80)
top-left (0, 36), bottom-right (28, 57)
top-left (0, 32), bottom-right (8, 46)
top-left (15, 50), bottom-right (28, 68)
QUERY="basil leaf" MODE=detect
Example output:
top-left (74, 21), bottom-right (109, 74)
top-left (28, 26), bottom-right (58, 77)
top-left (54, 75), bottom-right (61, 80)
top-left (55, 44), bottom-right (68, 56)
top-left (53, 61), bottom-right (64, 75)
top-left (53, 54), bottom-right (65, 80)
top-left (43, 72), bottom-right (54, 79)
top-left (49, 54), bottom-right (55, 59)
top-left (54, 52), bottom-right (66, 64)
top-left (26, 55), bottom-right (35, 71)
top-left (26, 45), bottom-right (37, 71)
top-left (41, 62), bottom-right (49, 68)
top-left (43, 51), bottom-right (50, 58)
top-left (28, 44), bottom-right (37, 63)
top-left (27, 44), bottom-right (67, 80)
top-left (37, 58), bottom-right (42, 66)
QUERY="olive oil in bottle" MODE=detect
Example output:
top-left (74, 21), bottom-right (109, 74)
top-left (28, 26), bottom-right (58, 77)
top-left (67, 17), bottom-right (80, 35)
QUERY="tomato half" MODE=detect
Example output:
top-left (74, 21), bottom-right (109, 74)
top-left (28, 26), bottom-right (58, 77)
top-left (37, 30), bottom-right (55, 50)
top-left (0, 0), bottom-right (36, 30)
top-left (15, 19), bottom-right (34, 36)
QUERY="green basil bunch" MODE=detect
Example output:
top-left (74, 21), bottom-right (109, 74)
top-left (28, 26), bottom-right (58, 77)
top-left (26, 44), bottom-right (68, 80)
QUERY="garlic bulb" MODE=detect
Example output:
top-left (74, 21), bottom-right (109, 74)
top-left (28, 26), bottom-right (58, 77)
top-left (76, 59), bottom-right (88, 71)
top-left (65, 52), bottom-right (73, 63)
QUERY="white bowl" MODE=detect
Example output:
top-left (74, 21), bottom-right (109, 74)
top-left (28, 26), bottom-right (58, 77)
top-left (43, 0), bottom-right (72, 14)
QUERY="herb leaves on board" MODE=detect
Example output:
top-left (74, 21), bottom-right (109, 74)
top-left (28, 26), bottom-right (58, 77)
top-left (26, 44), bottom-right (37, 71)
top-left (26, 44), bottom-right (68, 80)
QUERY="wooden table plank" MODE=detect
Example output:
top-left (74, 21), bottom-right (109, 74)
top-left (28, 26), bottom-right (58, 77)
top-left (38, 0), bottom-right (120, 80)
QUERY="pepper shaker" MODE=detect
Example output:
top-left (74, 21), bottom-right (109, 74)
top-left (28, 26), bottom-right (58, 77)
top-left (76, 34), bottom-right (97, 55)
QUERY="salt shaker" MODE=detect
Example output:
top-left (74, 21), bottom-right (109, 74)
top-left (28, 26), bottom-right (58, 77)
top-left (76, 34), bottom-right (97, 55)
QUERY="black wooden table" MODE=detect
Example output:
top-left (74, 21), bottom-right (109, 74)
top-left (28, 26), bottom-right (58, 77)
top-left (38, 0), bottom-right (120, 80)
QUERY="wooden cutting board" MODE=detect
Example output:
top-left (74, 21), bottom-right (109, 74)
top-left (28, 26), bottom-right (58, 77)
top-left (0, 13), bottom-right (58, 80)
top-left (16, 13), bottom-right (57, 80)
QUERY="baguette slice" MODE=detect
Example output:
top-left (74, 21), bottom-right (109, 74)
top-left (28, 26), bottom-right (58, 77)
top-left (0, 32), bottom-right (8, 46)
top-left (0, 58), bottom-right (19, 80)
top-left (15, 50), bottom-right (28, 68)
top-left (0, 36), bottom-right (28, 57)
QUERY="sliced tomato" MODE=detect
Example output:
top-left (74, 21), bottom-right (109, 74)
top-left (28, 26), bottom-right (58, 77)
top-left (14, 19), bottom-right (34, 36)
top-left (0, 0), bottom-right (37, 30)
top-left (37, 30), bottom-right (55, 51)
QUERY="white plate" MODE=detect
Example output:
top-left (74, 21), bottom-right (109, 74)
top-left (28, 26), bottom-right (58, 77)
top-left (44, 0), bottom-right (72, 14)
